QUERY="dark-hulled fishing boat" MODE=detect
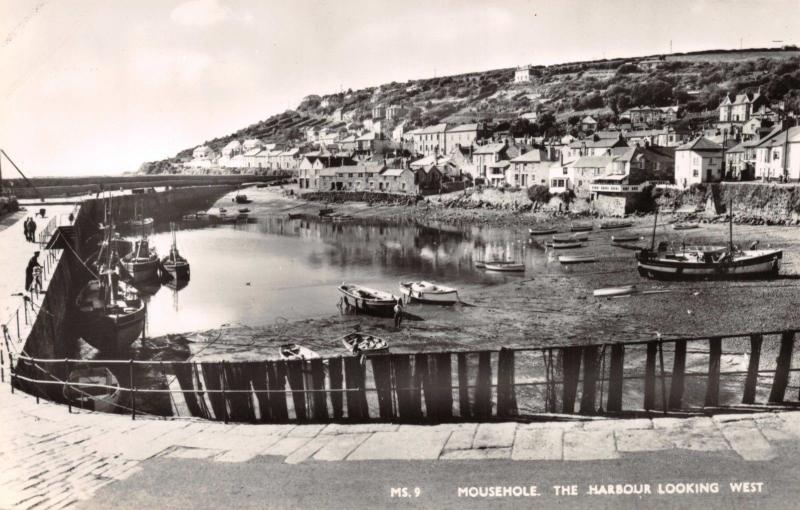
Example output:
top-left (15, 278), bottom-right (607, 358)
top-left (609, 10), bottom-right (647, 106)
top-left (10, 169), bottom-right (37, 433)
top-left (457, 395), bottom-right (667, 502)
top-left (75, 271), bottom-right (146, 352)
top-left (161, 223), bottom-right (190, 281)
top-left (122, 238), bottom-right (160, 283)
top-left (637, 202), bottom-right (782, 280)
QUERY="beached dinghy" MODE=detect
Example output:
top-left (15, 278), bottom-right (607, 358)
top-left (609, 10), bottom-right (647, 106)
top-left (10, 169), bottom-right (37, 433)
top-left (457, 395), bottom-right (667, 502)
top-left (593, 285), bottom-right (637, 297)
top-left (600, 220), bottom-right (633, 230)
top-left (569, 223), bottom-right (594, 232)
top-left (529, 228), bottom-right (557, 236)
top-left (673, 222), bottom-right (700, 230)
top-left (279, 344), bottom-right (320, 360)
top-left (547, 241), bottom-right (582, 249)
top-left (341, 332), bottom-right (389, 354)
top-left (553, 233), bottom-right (588, 243)
top-left (399, 281), bottom-right (459, 304)
top-left (559, 255), bottom-right (596, 265)
top-left (337, 283), bottom-right (398, 313)
top-left (611, 233), bottom-right (640, 243)
top-left (484, 261), bottom-right (525, 272)
top-left (63, 366), bottom-right (121, 413)
top-left (474, 259), bottom-right (501, 269)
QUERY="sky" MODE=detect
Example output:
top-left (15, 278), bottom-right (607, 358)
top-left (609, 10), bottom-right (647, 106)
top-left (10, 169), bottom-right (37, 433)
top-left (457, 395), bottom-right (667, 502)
top-left (1, 0), bottom-right (798, 177)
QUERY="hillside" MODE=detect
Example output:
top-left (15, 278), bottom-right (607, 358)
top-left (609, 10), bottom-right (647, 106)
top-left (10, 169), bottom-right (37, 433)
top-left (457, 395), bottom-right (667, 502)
top-left (142, 47), bottom-right (800, 173)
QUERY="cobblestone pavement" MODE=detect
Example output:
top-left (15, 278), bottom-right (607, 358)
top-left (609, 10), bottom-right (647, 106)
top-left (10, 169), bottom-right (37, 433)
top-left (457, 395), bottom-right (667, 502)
top-left (3, 386), bottom-right (800, 509)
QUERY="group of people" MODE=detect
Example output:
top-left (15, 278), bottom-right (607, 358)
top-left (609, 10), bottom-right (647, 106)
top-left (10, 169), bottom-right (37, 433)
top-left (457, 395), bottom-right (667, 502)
top-left (22, 217), bottom-right (37, 242)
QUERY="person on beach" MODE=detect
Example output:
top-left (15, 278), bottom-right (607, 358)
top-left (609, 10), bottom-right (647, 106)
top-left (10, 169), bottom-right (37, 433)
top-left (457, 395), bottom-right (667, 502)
top-left (393, 299), bottom-right (403, 329)
top-left (29, 218), bottom-right (37, 243)
top-left (25, 251), bottom-right (41, 292)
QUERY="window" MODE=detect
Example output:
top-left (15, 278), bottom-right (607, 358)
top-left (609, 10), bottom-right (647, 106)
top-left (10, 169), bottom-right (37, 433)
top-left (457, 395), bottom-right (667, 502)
top-left (773, 150), bottom-right (780, 161)
top-left (401, 182), bottom-right (407, 191)
top-left (693, 169), bottom-right (699, 177)
top-left (563, 168), bottom-right (568, 175)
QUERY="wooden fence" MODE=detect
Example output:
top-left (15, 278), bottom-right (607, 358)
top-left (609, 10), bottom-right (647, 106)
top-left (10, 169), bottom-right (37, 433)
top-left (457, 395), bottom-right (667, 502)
top-left (10, 328), bottom-right (800, 423)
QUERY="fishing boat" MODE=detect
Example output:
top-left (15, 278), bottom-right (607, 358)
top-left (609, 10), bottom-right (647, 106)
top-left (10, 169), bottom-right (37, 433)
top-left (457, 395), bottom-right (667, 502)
top-left (238, 208), bottom-right (251, 214)
top-left (547, 241), bottom-right (582, 249)
top-left (559, 255), bottom-right (596, 265)
top-left (340, 332), bottom-right (389, 354)
top-left (474, 259), bottom-right (500, 269)
top-left (75, 271), bottom-right (146, 352)
top-left (673, 222), bottom-right (700, 230)
top-left (529, 228), bottom-right (557, 236)
top-left (553, 233), bottom-right (588, 242)
top-left (160, 223), bottom-right (190, 281)
top-left (600, 220), bottom-right (633, 230)
top-left (126, 200), bottom-right (154, 228)
top-left (337, 283), bottom-right (398, 313)
top-left (637, 201), bottom-right (782, 280)
top-left (62, 366), bottom-right (121, 413)
top-left (484, 261), bottom-right (525, 272)
top-left (279, 344), bottom-right (320, 360)
top-left (570, 223), bottom-right (593, 232)
top-left (593, 285), bottom-right (637, 297)
top-left (611, 233), bottom-right (640, 243)
top-left (399, 281), bottom-right (459, 304)
top-left (121, 238), bottom-right (160, 283)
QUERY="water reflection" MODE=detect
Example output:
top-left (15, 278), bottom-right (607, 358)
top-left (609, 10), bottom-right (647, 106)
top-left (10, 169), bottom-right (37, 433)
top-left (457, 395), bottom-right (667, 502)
top-left (127, 216), bottom-right (552, 338)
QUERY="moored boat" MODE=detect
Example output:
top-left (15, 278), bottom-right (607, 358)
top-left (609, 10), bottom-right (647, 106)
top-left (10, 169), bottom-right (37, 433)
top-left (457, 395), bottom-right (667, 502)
top-left (75, 272), bottom-right (146, 352)
top-left (337, 283), bottom-right (398, 313)
top-left (547, 241), bottom-right (582, 249)
top-left (235, 194), bottom-right (251, 204)
top-left (474, 259), bottom-right (500, 269)
top-left (399, 281), bottom-right (459, 304)
top-left (484, 261), bottom-right (525, 272)
top-left (570, 223), bottom-right (593, 232)
top-left (121, 238), bottom-right (160, 283)
top-left (160, 223), bottom-right (190, 281)
top-left (553, 233), bottom-right (588, 242)
top-left (593, 285), bottom-right (637, 297)
top-left (279, 344), bottom-right (320, 360)
top-left (318, 208), bottom-right (334, 217)
top-left (673, 222), bottom-right (700, 230)
top-left (600, 220), bottom-right (633, 230)
top-left (529, 228), bottom-right (557, 236)
top-left (62, 366), bottom-right (121, 413)
top-left (611, 233), bottom-right (640, 243)
top-left (341, 332), bottom-right (389, 354)
top-left (559, 255), bottom-right (596, 265)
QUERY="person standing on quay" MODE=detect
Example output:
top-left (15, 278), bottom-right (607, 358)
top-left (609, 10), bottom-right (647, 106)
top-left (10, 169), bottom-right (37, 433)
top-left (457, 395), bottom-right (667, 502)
top-left (29, 217), bottom-right (37, 243)
top-left (25, 251), bottom-right (41, 292)
top-left (23, 217), bottom-right (30, 241)
top-left (393, 299), bottom-right (403, 329)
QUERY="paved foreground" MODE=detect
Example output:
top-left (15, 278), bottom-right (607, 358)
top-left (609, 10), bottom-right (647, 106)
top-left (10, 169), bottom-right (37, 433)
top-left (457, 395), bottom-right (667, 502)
top-left (3, 386), bottom-right (800, 509)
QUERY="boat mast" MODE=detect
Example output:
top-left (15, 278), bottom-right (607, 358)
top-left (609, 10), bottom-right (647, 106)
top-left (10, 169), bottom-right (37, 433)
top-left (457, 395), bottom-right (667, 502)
top-left (650, 205), bottom-right (658, 251)
top-left (728, 195), bottom-right (734, 251)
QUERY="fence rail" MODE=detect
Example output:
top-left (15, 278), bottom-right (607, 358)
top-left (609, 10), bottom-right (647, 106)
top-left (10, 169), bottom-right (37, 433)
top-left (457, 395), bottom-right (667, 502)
top-left (10, 328), bottom-right (800, 424)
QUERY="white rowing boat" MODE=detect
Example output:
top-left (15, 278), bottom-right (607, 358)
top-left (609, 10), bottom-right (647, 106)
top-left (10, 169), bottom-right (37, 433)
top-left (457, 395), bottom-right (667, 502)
top-left (484, 261), bottom-right (525, 272)
top-left (559, 255), bottom-right (596, 265)
top-left (593, 285), bottom-right (637, 297)
top-left (399, 281), bottom-right (459, 304)
top-left (279, 343), bottom-right (320, 360)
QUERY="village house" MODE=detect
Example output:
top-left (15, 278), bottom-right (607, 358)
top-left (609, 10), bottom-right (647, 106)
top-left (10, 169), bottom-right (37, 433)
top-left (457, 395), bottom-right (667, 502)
top-left (580, 116), bottom-right (598, 133)
top-left (508, 149), bottom-right (550, 188)
top-left (718, 89), bottom-right (770, 132)
top-left (753, 126), bottom-right (800, 181)
top-left (332, 108), bottom-right (343, 122)
top-left (568, 156), bottom-right (617, 197)
top-left (386, 105), bottom-right (406, 120)
top-left (724, 139), bottom-right (760, 181)
top-left (276, 148), bottom-right (301, 171)
top-left (549, 163), bottom-right (574, 194)
top-left (355, 132), bottom-right (388, 156)
top-left (372, 105), bottom-right (386, 119)
top-left (519, 111), bottom-right (539, 122)
top-left (415, 165), bottom-right (444, 194)
top-left (564, 136), bottom-right (628, 162)
top-left (445, 124), bottom-right (482, 152)
top-left (413, 124), bottom-right (448, 157)
top-left (337, 134), bottom-right (358, 153)
top-left (391, 121), bottom-right (407, 142)
top-left (514, 65), bottom-right (532, 83)
top-left (674, 137), bottom-right (724, 188)
top-left (297, 154), bottom-right (356, 190)
top-left (472, 141), bottom-right (511, 183)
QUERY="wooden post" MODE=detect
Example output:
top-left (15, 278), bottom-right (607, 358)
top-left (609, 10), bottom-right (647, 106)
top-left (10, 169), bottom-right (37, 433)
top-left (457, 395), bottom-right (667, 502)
top-left (66, 359), bottom-right (71, 413)
top-left (668, 340), bottom-right (686, 411)
top-left (743, 334), bottom-right (762, 404)
top-left (704, 337), bottom-right (722, 408)
top-left (769, 331), bottom-right (795, 403)
top-left (579, 346), bottom-right (599, 415)
top-left (644, 342), bottom-right (657, 410)
top-left (561, 346), bottom-right (582, 414)
top-left (607, 344), bottom-right (624, 413)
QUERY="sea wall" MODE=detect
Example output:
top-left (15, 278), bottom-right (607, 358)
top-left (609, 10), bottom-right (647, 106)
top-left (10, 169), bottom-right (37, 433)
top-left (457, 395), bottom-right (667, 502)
top-left (657, 183), bottom-right (800, 224)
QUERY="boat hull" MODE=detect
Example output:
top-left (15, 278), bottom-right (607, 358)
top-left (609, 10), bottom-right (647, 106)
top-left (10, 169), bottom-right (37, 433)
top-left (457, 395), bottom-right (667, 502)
top-left (162, 261), bottom-right (190, 280)
top-left (559, 256), bottom-right (596, 265)
top-left (637, 250), bottom-right (782, 280)
top-left (529, 228), bottom-right (557, 236)
top-left (338, 285), bottom-right (397, 314)
top-left (399, 282), bottom-right (459, 304)
top-left (122, 258), bottom-right (160, 282)
top-left (570, 225), bottom-right (593, 232)
top-left (77, 306), bottom-right (146, 352)
top-left (484, 263), bottom-right (525, 272)
top-left (600, 222), bottom-right (632, 230)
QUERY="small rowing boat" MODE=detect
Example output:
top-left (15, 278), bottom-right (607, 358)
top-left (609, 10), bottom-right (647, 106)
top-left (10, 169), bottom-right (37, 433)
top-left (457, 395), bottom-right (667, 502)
top-left (279, 343), bottom-right (320, 360)
top-left (600, 220), bottom-right (633, 230)
top-left (529, 228), bottom-right (557, 236)
top-left (341, 332), bottom-right (389, 354)
top-left (611, 233), bottom-right (640, 243)
top-left (474, 259), bottom-right (501, 269)
top-left (484, 261), bottom-right (525, 272)
top-left (593, 285), bottom-right (637, 297)
top-left (553, 233), bottom-right (588, 242)
top-left (337, 283), bottom-right (398, 313)
top-left (63, 366), bottom-right (121, 413)
top-left (399, 281), bottom-right (459, 304)
top-left (547, 241), bottom-right (582, 249)
top-left (673, 223), bottom-right (699, 230)
top-left (559, 255), bottom-right (596, 265)
top-left (570, 223), bottom-right (593, 232)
